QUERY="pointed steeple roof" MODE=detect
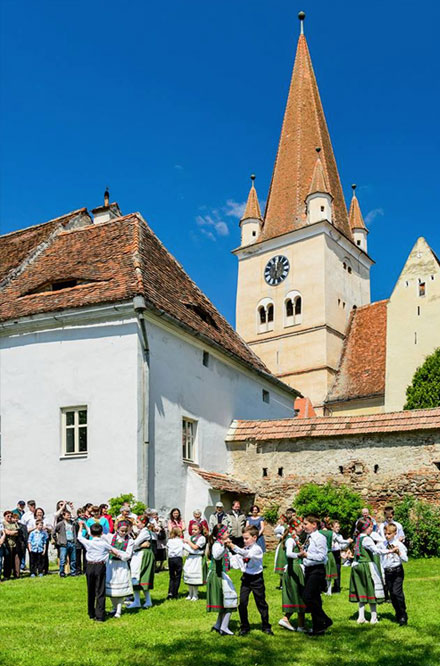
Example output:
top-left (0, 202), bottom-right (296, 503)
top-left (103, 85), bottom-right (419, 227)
top-left (241, 175), bottom-right (263, 223)
top-left (262, 14), bottom-right (351, 241)
top-left (348, 185), bottom-right (367, 231)
top-left (307, 149), bottom-right (332, 197)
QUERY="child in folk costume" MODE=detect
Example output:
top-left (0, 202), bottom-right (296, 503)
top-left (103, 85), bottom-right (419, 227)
top-left (349, 518), bottom-right (385, 624)
top-left (273, 514), bottom-right (288, 588)
top-left (183, 522), bottom-right (207, 601)
top-left (379, 523), bottom-right (408, 625)
top-left (105, 521), bottom-right (134, 618)
top-left (331, 520), bottom-right (352, 593)
top-left (127, 516), bottom-right (155, 609)
top-left (167, 527), bottom-right (184, 599)
top-left (320, 517), bottom-right (338, 596)
top-left (206, 525), bottom-right (237, 636)
top-left (278, 521), bottom-right (307, 633)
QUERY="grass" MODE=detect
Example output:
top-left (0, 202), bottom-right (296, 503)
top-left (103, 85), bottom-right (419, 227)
top-left (1, 555), bottom-right (439, 666)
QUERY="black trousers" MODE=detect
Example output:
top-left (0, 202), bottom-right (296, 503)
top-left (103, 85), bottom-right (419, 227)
top-left (30, 551), bottom-right (45, 575)
top-left (230, 536), bottom-right (244, 548)
top-left (86, 562), bottom-right (106, 620)
top-left (302, 565), bottom-right (331, 631)
top-left (239, 572), bottom-right (271, 630)
top-left (385, 565), bottom-right (407, 619)
top-left (168, 556), bottom-right (183, 598)
top-left (332, 551), bottom-right (342, 592)
top-left (76, 545), bottom-right (87, 574)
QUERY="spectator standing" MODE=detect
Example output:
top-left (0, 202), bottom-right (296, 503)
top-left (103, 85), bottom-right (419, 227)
top-left (28, 520), bottom-right (48, 577)
top-left (378, 506), bottom-right (405, 542)
top-left (246, 505), bottom-right (266, 553)
top-left (0, 520), bottom-right (5, 580)
top-left (208, 502), bottom-right (228, 533)
top-left (12, 500), bottom-right (26, 519)
top-left (168, 508), bottom-right (185, 537)
top-left (166, 527), bottom-right (184, 599)
top-left (152, 510), bottom-right (167, 571)
top-left (86, 506), bottom-right (110, 535)
top-left (226, 500), bottom-right (247, 547)
top-left (2, 511), bottom-right (21, 579)
top-left (188, 509), bottom-right (209, 537)
top-left (54, 509), bottom-right (77, 577)
top-left (99, 504), bottom-right (114, 533)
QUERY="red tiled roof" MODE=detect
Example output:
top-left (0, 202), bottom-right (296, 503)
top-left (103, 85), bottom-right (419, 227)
top-left (326, 300), bottom-right (388, 404)
top-left (294, 397), bottom-right (316, 418)
top-left (262, 34), bottom-right (351, 241)
top-left (0, 212), bottom-right (297, 392)
top-left (195, 469), bottom-right (254, 495)
top-left (241, 181), bottom-right (262, 222)
top-left (227, 407), bottom-right (440, 442)
top-left (348, 190), bottom-right (367, 231)
top-left (308, 155), bottom-right (330, 196)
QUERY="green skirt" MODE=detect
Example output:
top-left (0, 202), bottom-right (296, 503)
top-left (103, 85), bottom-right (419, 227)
top-left (274, 544), bottom-right (288, 573)
top-left (349, 562), bottom-right (378, 603)
top-left (206, 570), bottom-right (236, 613)
top-left (282, 559), bottom-right (306, 612)
top-left (136, 548), bottom-right (155, 591)
top-left (325, 552), bottom-right (338, 581)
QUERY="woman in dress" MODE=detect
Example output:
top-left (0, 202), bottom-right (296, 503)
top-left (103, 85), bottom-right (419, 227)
top-left (278, 521), bottom-right (307, 632)
top-left (206, 524), bottom-right (237, 635)
top-left (127, 516), bottom-right (155, 609)
top-left (183, 522), bottom-right (207, 600)
top-left (168, 508), bottom-right (185, 537)
top-left (349, 518), bottom-right (385, 624)
top-left (105, 521), bottom-right (134, 618)
top-left (188, 509), bottom-right (209, 537)
top-left (320, 517), bottom-right (338, 595)
top-left (246, 505), bottom-right (266, 553)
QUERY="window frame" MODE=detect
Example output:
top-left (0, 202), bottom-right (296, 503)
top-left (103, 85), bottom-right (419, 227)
top-left (182, 417), bottom-right (197, 463)
top-left (61, 406), bottom-right (88, 458)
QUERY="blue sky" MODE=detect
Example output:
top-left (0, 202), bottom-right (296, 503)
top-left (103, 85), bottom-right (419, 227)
top-left (1, 1), bottom-right (439, 324)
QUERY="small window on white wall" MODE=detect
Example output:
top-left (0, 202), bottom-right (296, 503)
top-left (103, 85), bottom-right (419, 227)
top-left (284, 291), bottom-right (302, 327)
top-left (182, 418), bottom-right (196, 462)
top-left (257, 298), bottom-right (274, 333)
top-left (61, 407), bottom-right (88, 456)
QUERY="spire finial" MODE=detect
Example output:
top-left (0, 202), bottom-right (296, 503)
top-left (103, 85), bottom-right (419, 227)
top-left (316, 147), bottom-right (321, 154)
top-left (351, 184), bottom-right (357, 195)
top-left (298, 11), bottom-right (305, 35)
top-left (250, 174), bottom-right (256, 184)
top-left (104, 187), bottom-right (110, 207)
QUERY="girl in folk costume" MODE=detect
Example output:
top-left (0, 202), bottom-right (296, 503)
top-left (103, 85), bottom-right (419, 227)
top-left (279, 521), bottom-right (307, 632)
top-left (349, 518), bottom-right (385, 624)
top-left (105, 521), bottom-right (134, 618)
top-left (206, 525), bottom-right (237, 636)
top-left (320, 517), bottom-right (338, 595)
top-left (273, 514), bottom-right (288, 588)
top-left (127, 516), bottom-right (155, 609)
top-left (183, 522), bottom-right (207, 601)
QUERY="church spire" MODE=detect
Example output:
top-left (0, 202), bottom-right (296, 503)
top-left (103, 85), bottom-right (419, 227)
top-left (349, 184), bottom-right (368, 252)
top-left (240, 175), bottom-right (263, 246)
top-left (307, 148), bottom-right (331, 197)
top-left (262, 12), bottom-right (351, 241)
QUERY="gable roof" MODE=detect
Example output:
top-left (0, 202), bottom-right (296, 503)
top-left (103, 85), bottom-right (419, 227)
top-left (325, 300), bottom-right (388, 404)
top-left (0, 212), bottom-right (298, 395)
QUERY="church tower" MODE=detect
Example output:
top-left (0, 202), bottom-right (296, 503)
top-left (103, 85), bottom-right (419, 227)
top-left (234, 12), bottom-right (373, 412)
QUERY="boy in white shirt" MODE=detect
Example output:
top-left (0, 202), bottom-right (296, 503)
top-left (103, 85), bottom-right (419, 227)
top-left (166, 527), bottom-right (184, 599)
top-left (380, 523), bottom-right (408, 625)
top-left (227, 525), bottom-right (273, 636)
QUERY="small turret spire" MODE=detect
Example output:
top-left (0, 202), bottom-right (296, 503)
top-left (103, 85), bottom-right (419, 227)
top-left (241, 174), bottom-right (262, 222)
top-left (349, 185), bottom-right (367, 231)
top-left (298, 11), bottom-right (305, 35)
top-left (308, 149), bottom-right (331, 197)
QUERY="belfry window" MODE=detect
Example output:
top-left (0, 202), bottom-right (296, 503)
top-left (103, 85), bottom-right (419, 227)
top-left (259, 306), bottom-right (266, 324)
top-left (257, 300), bottom-right (274, 333)
top-left (286, 299), bottom-right (293, 317)
top-left (284, 291), bottom-right (302, 327)
top-left (295, 297), bottom-right (302, 316)
top-left (267, 304), bottom-right (274, 322)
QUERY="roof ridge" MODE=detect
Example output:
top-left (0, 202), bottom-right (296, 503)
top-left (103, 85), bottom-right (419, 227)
top-left (0, 208), bottom-right (88, 240)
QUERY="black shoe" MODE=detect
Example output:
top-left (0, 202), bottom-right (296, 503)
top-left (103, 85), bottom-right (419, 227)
top-left (307, 628), bottom-right (326, 637)
top-left (323, 618), bottom-right (333, 629)
top-left (59, 573), bottom-right (66, 578)
top-left (398, 616), bottom-right (408, 626)
top-left (211, 626), bottom-right (221, 633)
top-left (262, 628), bottom-right (274, 635)
top-left (94, 618), bottom-right (105, 622)
top-left (239, 629), bottom-right (250, 636)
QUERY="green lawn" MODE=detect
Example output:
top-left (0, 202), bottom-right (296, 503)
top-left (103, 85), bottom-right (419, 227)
top-left (1, 555), bottom-right (439, 666)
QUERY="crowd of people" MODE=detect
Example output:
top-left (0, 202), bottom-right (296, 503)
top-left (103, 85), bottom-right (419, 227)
top-left (0, 498), bottom-right (408, 635)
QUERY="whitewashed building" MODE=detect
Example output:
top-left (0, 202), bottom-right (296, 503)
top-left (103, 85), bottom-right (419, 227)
top-left (0, 203), bottom-right (297, 520)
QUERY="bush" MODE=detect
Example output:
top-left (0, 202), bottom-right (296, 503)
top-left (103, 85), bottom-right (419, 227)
top-left (394, 496), bottom-right (440, 558)
top-left (293, 482), bottom-right (364, 536)
top-left (263, 503), bottom-right (280, 525)
top-left (107, 492), bottom-right (146, 518)
top-left (404, 347), bottom-right (440, 409)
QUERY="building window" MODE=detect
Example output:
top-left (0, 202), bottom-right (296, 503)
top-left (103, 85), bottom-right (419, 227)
top-left (338, 465), bottom-right (344, 474)
top-left (257, 299), bottom-right (274, 333)
top-left (419, 281), bottom-right (426, 297)
top-left (259, 306), bottom-right (266, 324)
top-left (182, 418), bottom-right (196, 462)
top-left (262, 389), bottom-right (270, 403)
top-left (284, 291), bottom-right (302, 327)
top-left (202, 351), bottom-right (210, 367)
top-left (267, 304), bottom-right (274, 322)
top-left (61, 407), bottom-right (87, 456)
top-left (357, 240), bottom-right (361, 246)
top-left (262, 467), bottom-right (268, 477)
top-left (286, 299), bottom-right (293, 317)
top-left (278, 467), bottom-right (284, 477)
top-left (374, 464), bottom-right (379, 473)
top-left (295, 297), bottom-right (302, 316)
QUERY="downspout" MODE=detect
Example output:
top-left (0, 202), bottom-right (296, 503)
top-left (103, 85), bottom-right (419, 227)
top-left (133, 295), bottom-right (150, 506)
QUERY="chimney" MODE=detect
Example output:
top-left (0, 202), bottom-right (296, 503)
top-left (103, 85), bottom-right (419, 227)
top-left (92, 188), bottom-right (122, 224)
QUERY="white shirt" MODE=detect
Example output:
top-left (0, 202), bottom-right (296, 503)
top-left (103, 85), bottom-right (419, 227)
top-left (105, 534), bottom-right (134, 561)
top-left (274, 524), bottom-right (285, 540)
top-left (378, 520), bottom-right (405, 541)
top-left (183, 535), bottom-right (206, 556)
top-left (303, 530), bottom-right (328, 567)
top-left (211, 542), bottom-right (226, 560)
top-left (285, 536), bottom-right (300, 559)
top-left (133, 527), bottom-right (152, 551)
top-left (232, 542), bottom-right (263, 575)
top-left (77, 533), bottom-right (114, 563)
top-left (167, 537), bottom-right (184, 558)
top-left (332, 532), bottom-right (350, 551)
top-left (379, 538), bottom-right (408, 569)
top-left (20, 511), bottom-right (36, 531)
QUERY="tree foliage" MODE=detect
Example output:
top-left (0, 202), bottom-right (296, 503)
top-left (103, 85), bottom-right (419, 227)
top-left (263, 503), bottom-right (280, 525)
top-left (394, 496), bottom-right (440, 558)
top-left (107, 492), bottom-right (146, 518)
top-left (404, 347), bottom-right (440, 410)
top-left (293, 482), bottom-right (364, 536)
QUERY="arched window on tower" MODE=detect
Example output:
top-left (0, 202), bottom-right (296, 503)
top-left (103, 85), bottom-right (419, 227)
top-left (257, 299), bottom-right (275, 333)
top-left (284, 291), bottom-right (303, 327)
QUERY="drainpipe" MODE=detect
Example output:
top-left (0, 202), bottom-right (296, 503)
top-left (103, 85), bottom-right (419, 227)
top-left (133, 296), bottom-right (150, 506)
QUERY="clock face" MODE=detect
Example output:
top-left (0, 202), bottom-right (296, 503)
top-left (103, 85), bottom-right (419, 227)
top-left (264, 255), bottom-right (290, 286)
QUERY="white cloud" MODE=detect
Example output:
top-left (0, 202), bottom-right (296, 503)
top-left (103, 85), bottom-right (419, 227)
top-left (365, 208), bottom-right (384, 226)
top-left (174, 164), bottom-right (184, 171)
top-left (224, 199), bottom-right (246, 219)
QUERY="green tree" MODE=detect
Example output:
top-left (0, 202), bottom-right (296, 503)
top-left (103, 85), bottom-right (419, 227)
top-left (107, 492), bottom-right (146, 517)
top-left (404, 347), bottom-right (440, 410)
top-left (293, 482), bottom-right (363, 536)
top-left (394, 496), bottom-right (440, 558)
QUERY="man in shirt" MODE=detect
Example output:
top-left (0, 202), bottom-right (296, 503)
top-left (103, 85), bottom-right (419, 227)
top-left (378, 506), bottom-right (405, 542)
top-left (226, 500), bottom-right (247, 547)
top-left (298, 515), bottom-right (333, 636)
top-left (54, 509), bottom-right (77, 577)
top-left (12, 500), bottom-right (26, 519)
top-left (208, 502), bottom-right (228, 533)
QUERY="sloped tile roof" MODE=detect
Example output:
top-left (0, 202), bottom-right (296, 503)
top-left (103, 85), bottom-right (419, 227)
top-left (227, 407), bottom-right (440, 442)
top-left (195, 469), bottom-right (254, 494)
top-left (241, 181), bottom-right (262, 222)
top-left (0, 212), bottom-right (297, 393)
top-left (326, 300), bottom-right (388, 403)
top-left (348, 190), bottom-right (367, 231)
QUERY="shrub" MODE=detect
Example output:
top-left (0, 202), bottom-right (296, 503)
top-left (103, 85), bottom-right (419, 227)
top-left (404, 347), bottom-right (440, 409)
top-left (394, 496), bottom-right (440, 558)
top-left (263, 503), bottom-right (280, 525)
top-left (107, 492), bottom-right (146, 518)
top-left (293, 482), bottom-right (364, 536)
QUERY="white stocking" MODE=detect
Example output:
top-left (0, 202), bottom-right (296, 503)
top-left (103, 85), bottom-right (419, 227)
top-left (127, 590), bottom-right (141, 608)
top-left (326, 581), bottom-right (332, 595)
top-left (143, 591), bottom-right (152, 608)
top-left (357, 602), bottom-right (365, 622)
top-left (370, 603), bottom-right (378, 623)
top-left (214, 612), bottom-right (223, 630)
top-left (192, 585), bottom-right (199, 600)
top-left (220, 612), bottom-right (233, 635)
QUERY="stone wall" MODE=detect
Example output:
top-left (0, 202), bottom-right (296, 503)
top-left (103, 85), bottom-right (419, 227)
top-left (227, 430), bottom-right (440, 520)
